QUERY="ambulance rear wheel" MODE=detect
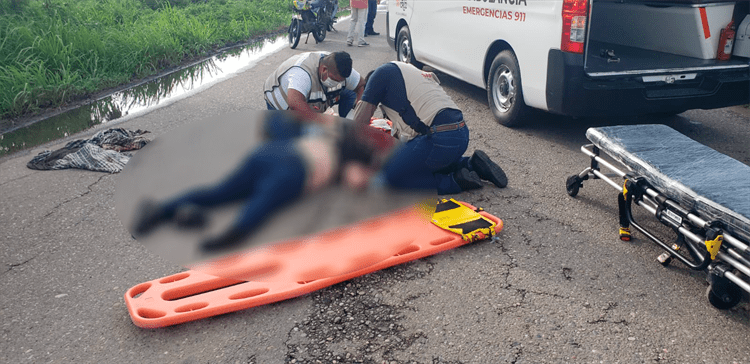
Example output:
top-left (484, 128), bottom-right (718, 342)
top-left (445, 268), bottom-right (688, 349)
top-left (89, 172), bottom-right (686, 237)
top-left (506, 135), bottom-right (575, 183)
top-left (396, 26), bottom-right (423, 69)
top-left (706, 283), bottom-right (742, 310)
top-left (488, 50), bottom-right (529, 127)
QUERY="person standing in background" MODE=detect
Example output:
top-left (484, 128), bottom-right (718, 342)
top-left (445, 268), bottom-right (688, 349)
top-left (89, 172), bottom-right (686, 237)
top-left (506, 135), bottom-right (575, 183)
top-left (365, 0), bottom-right (379, 36)
top-left (346, 0), bottom-right (369, 47)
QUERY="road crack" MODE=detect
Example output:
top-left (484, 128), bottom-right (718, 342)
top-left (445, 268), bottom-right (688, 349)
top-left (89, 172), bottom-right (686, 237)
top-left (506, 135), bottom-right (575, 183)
top-left (43, 174), bottom-right (108, 219)
top-left (2, 253), bottom-right (41, 276)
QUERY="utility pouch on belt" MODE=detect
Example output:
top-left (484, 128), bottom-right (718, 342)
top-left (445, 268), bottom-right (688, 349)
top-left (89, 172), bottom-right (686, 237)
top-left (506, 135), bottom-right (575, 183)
top-left (431, 198), bottom-right (497, 242)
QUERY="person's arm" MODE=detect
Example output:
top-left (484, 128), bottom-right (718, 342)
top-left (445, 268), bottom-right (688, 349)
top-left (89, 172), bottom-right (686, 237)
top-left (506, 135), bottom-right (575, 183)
top-left (352, 100), bottom-right (378, 126)
top-left (286, 88), bottom-right (335, 125)
top-left (353, 73), bottom-right (367, 102)
top-left (344, 69), bottom-right (367, 103)
top-left (352, 65), bottom-right (390, 124)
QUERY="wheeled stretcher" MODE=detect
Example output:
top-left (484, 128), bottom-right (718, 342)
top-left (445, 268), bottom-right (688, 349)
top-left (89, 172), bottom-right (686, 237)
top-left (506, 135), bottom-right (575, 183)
top-left (566, 124), bottom-right (750, 309)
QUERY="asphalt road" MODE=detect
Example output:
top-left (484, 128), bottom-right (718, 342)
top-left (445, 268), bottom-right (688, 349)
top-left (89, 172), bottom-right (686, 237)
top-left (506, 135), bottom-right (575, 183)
top-left (2, 13), bottom-right (750, 364)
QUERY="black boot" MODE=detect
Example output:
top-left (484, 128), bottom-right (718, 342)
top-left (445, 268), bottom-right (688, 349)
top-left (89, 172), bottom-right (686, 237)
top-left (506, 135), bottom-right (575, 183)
top-left (454, 168), bottom-right (483, 191)
top-left (132, 199), bottom-right (169, 237)
top-left (469, 150), bottom-right (508, 188)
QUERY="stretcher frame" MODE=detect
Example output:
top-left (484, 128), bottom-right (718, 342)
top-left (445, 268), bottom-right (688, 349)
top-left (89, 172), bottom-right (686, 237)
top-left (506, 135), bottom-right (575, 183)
top-left (567, 141), bottom-right (750, 310)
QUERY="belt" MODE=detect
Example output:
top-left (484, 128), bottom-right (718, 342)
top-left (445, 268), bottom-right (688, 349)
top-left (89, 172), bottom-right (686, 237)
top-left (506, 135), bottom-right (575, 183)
top-left (429, 120), bottom-right (466, 134)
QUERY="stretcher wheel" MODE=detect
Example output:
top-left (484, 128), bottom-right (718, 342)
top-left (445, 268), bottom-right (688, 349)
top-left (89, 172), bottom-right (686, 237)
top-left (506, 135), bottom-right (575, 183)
top-left (566, 175), bottom-right (583, 197)
top-left (706, 283), bottom-right (743, 310)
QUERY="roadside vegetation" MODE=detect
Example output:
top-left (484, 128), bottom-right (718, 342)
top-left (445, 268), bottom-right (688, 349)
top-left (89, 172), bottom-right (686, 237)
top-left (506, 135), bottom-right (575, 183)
top-left (0, 0), bottom-right (347, 121)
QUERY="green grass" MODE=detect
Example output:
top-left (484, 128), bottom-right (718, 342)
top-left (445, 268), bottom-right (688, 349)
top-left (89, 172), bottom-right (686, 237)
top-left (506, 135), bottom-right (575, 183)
top-left (0, 0), bottom-right (349, 121)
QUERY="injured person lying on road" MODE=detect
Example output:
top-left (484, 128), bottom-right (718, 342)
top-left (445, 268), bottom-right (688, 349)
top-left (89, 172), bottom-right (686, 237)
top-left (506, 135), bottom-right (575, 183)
top-left (129, 111), bottom-right (404, 253)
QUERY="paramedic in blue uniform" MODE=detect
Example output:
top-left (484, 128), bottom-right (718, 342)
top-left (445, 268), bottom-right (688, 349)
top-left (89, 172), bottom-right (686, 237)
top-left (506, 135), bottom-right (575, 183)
top-left (352, 61), bottom-right (508, 194)
top-left (264, 51), bottom-right (366, 136)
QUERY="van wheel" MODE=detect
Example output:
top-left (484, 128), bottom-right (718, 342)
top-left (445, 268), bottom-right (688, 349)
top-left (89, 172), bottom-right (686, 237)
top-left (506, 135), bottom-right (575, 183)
top-left (397, 26), bottom-right (423, 69)
top-left (487, 50), bottom-right (529, 127)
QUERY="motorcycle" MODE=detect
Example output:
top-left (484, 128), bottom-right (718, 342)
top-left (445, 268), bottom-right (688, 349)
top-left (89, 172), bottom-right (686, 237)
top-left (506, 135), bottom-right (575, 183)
top-left (288, 0), bottom-right (338, 49)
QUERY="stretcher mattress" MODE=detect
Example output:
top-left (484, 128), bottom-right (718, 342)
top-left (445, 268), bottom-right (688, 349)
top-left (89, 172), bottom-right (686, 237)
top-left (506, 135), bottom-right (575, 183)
top-left (586, 124), bottom-right (750, 242)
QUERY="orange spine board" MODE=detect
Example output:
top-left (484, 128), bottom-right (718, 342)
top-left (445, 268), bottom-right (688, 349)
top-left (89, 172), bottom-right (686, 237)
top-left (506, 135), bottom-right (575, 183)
top-left (124, 201), bottom-right (502, 328)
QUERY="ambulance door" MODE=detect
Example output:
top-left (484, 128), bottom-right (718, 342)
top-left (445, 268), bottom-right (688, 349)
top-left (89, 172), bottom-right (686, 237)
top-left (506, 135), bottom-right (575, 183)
top-left (407, 0), bottom-right (462, 74)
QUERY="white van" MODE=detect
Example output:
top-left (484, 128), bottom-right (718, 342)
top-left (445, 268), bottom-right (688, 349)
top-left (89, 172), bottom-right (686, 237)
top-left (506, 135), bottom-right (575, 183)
top-left (386, 0), bottom-right (750, 126)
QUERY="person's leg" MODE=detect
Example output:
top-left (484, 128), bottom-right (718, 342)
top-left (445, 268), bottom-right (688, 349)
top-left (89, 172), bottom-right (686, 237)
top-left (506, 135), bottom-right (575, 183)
top-left (346, 8), bottom-right (359, 45)
top-left (356, 8), bottom-right (369, 45)
top-left (264, 109), bottom-right (303, 139)
top-left (161, 143), bottom-right (296, 214)
top-left (201, 146), bottom-right (307, 251)
top-left (365, 0), bottom-right (377, 35)
top-left (336, 89), bottom-right (356, 118)
top-left (424, 127), bottom-right (472, 194)
top-left (380, 136), bottom-right (437, 190)
top-left (133, 142), bottom-right (286, 236)
top-left (379, 127), bottom-right (470, 194)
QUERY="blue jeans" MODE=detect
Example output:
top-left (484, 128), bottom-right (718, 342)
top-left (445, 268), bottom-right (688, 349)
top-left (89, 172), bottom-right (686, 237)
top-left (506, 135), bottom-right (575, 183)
top-left (365, 0), bottom-right (377, 33)
top-left (380, 125), bottom-right (470, 195)
top-left (337, 89), bottom-right (356, 118)
top-left (161, 140), bottom-right (306, 237)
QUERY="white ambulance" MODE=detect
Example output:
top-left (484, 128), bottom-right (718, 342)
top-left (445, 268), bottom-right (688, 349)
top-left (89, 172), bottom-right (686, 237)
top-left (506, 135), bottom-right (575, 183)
top-left (386, 0), bottom-right (750, 126)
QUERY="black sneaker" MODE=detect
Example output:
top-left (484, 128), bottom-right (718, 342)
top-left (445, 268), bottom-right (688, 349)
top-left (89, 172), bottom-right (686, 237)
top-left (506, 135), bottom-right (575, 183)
top-left (132, 199), bottom-right (168, 237)
top-left (367, 30), bottom-right (380, 36)
top-left (469, 150), bottom-right (508, 188)
top-left (174, 204), bottom-right (207, 230)
top-left (454, 168), bottom-right (483, 191)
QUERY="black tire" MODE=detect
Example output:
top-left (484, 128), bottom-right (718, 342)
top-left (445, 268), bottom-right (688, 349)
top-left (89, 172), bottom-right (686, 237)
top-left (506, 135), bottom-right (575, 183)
top-left (565, 175), bottom-right (582, 197)
top-left (396, 26), bottom-right (423, 69)
top-left (289, 18), bottom-right (301, 49)
top-left (706, 284), bottom-right (742, 310)
top-left (487, 50), bottom-right (530, 127)
top-left (313, 24), bottom-right (326, 43)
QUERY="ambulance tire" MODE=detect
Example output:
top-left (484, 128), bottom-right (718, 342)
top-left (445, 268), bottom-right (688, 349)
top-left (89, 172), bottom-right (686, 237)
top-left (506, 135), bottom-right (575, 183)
top-left (396, 26), bottom-right (423, 69)
top-left (487, 50), bottom-right (529, 127)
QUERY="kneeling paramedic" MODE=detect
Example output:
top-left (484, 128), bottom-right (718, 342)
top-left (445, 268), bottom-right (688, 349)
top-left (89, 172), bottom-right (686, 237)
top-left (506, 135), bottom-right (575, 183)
top-left (352, 61), bottom-right (508, 194)
top-left (264, 51), bottom-right (366, 138)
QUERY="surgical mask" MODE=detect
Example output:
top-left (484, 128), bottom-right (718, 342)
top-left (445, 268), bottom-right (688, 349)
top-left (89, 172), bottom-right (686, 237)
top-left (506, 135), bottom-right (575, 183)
top-left (321, 70), bottom-right (344, 90)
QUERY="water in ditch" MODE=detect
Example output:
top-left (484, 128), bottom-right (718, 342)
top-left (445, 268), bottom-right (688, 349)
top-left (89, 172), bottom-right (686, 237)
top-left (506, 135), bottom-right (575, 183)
top-left (0, 35), bottom-right (288, 158)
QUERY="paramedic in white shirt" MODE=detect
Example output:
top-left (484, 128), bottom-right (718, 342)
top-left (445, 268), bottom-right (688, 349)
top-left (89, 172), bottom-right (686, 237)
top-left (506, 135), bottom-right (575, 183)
top-left (264, 51), bottom-right (366, 130)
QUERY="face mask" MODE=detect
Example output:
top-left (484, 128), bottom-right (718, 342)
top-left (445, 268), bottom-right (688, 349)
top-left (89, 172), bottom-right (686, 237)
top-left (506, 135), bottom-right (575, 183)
top-left (321, 70), bottom-right (344, 90)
